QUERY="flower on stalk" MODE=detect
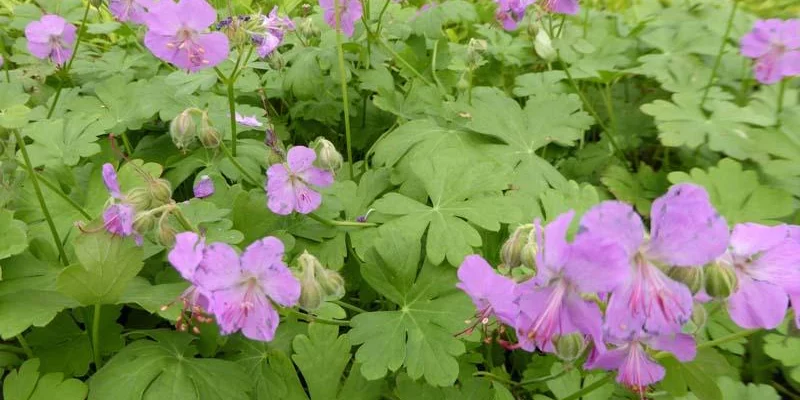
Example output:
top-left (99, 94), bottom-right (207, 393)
top-left (109, 0), bottom-right (152, 24)
top-left (494, 0), bottom-right (534, 31)
top-left (577, 183), bottom-right (729, 337)
top-left (513, 211), bottom-right (627, 353)
top-left (101, 163), bottom-right (143, 245)
top-left (266, 146), bottom-right (334, 215)
top-left (457, 255), bottom-right (518, 328)
top-left (740, 19), bottom-right (800, 84)
top-left (588, 331), bottom-right (696, 394)
top-left (143, 0), bottom-right (230, 72)
top-left (193, 175), bottom-right (215, 198)
top-left (25, 15), bottom-right (77, 66)
top-left (253, 7), bottom-right (295, 58)
top-left (715, 223), bottom-right (800, 329)
top-left (540, 0), bottom-right (580, 15)
top-left (319, 0), bottom-right (362, 37)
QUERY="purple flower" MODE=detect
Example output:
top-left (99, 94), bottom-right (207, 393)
top-left (577, 184), bottom-right (729, 337)
top-left (541, 0), bottom-right (580, 15)
top-left (100, 163), bottom-right (142, 244)
top-left (514, 211), bottom-right (626, 353)
top-left (740, 19), bottom-right (800, 84)
top-left (193, 175), bottom-right (215, 198)
top-left (266, 146), bottom-right (334, 215)
top-left (720, 223), bottom-right (800, 329)
top-left (143, 0), bottom-right (230, 72)
top-left (588, 332), bottom-right (696, 393)
top-left (319, 0), bottom-right (362, 37)
top-left (234, 112), bottom-right (263, 127)
top-left (253, 7), bottom-right (294, 58)
top-left (25, 15), bottom-right (76, 66)
top-left (494, 0), bottom-right (534, 31)
top-left (457, 255), bottom-right (518, 326)
top-left (110, 0), bottom-right (152, 24)
top-left (102, 163), bottom-right (122, 199)
top-left (200, 237), bottom-right (300, 341)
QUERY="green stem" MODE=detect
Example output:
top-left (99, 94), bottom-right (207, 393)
top-left (562, 374), bottom-right (614, 400)
top-left (226, 80), bottom-right (238, 157)
top-left (375, 37), bottom-right (434, 86)
top-left (172, 208), bottom-right (198, 233)
top-left (776, 78), bottom-right (786, 121)
top-left (375, 0), bottom-right (391, 34)
top-left (0, 343), bottom-right (28, 356)
top-left (15, 336), bottom-right (34, 358)
top-left (219, 141), bottom-right (260, 185)
top-left (333, 1), bottom-right (355, 179)
top-left (120, 131), bottom-right (134, 155)
top-left (700, 0), bottom-right (738, 108)
top-left (13, 130), bottom-right (68, 266)
top-left (286, 308), bottom-right (351, 326)
top-left (308, 212), bottom-right (378, 227)
top-left (517, 367), bottom-right (570, 385)
top-left (472, 371), bottom-right (516, 387)
top-left (36, 172), bottom-right (92, 219)
top-left (696, 329), bottom-right (757, 350)
top-left (92, 304), bottom-right (103, 369)
top-left (332, 300), bottom-right (368, 314)
top-left (46, 0), bottom-right (91, 118)
top-left (431, 40), bottom-right (445, 94)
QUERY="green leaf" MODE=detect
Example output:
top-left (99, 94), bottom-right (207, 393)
top-left (0, 82), bottom-right (31, 129)
top-left (68, 76), bottom-right (156, 132)
top-left (165, 69), bottom-right (219, 96)
top-left (57, 232), bottom-right (144, 305)
top-left (177, 199), bottom-right (244, 245)
top-left (545, 363), bottom-right (580, 399)
top-left (89, 332), bottom-right (251, 400)
top-left (717, 376), bottom-right (780, 400)
top-left (539, 181), bottom-right (600, 223)
top-left (601, 164), bottom-right (668, 217)
top-left (0, 290), bottom-right (78, 340)
top-left (3, 359), bottom-right (87, 400)
top-left (118, 277), bottom-right (188, 321)
top-left (0, 210), bottom-right (27, 260)
top-left (22, 115), bottom-right (105, 167)
top-left (409, 0), bottom-right (476, 38)
top-left (292, 323), bottom-right (352, 400)
top-left (336, 362), bottom-right (384, 400)
top-left (668, 158), bottom-right (794, 224)
top-left (374, 156), bottom-right (519, 266)
top-left (350, 263), bottom-right (473, 387)
top-left (659, 348), bottom-right (735, 400)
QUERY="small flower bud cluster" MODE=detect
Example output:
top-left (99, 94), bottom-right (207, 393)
top-left (295, 251), bottom-right (345, 310)
top-left (170, 108), bottom-right (221, 151)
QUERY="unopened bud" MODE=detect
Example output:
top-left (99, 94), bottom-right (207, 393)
top-left (170, 110), bottom-right (197, 150)
top-left (89, 0), bottom-right (103, 8)
top-left (133, 212), bottom-right (155, 233)
top-left (554, 334), bottom-right (587, 362)
top-left (466, 38), bottom-right (487, 68)
top-left (520, 242), bottom-right (538, 271)
top-left (704, 262), bottom-right (738, 298)
top-left (268, 52), bottom-right (285, 70)
top-left (685, 302), bottom-right (707, 334)
top-left (198, 113), bottom-right (221, 148)
top-left (149, 178), bottom-right (173, 205)
top-left (298, 18), bottom-right (320, 39)
top-left (501, 224), bottom-right (533, 268)
top-left (668, 266), bottom-right (704, 294)
top-left (158, 222), bottom-right (176, 247)
top-left (456, 77), bottom-right (470, 91)
top-left (318, 268), bottom-right (345, 300)
top-left (534, 30), bottom-right (556, 62)
top-left (314, 137), bottom-right (343, 172)
top-left (297, 261), bottom-right (324, 310)
top-left (127, 187), bottom-right (152, 211)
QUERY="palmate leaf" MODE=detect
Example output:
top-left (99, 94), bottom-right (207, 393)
top-left (0, 82), bottom-right (31, 129)
top-left (601, 164), bottom-right (669, 217)
top-left (668, 158), bottom-right (794, 224)
top-left (373, 154), bottom-right (519, 266)
top-left (67, 76), bottom-right (156, 132)
top-left (22, 114), bottom-right (105, 167)
top-left (3, 359), bottom-right (87, 400)
top-left (349, 232), bottom-right (473, 387)
top-left (0, 209), bottom-right (27, 261)
top-left (89, 331), bottom-right (251, 400)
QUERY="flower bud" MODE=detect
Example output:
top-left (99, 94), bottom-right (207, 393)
top-left (704, 263), bottom-right (738, 299)
top-left (667, 266), bottom-right (704, 294)
top-left (89, 0), bottom-right (103, 8)
top-left (198, 113), bottom-right (221, 149)
top-left (298, 18), bottom-right (320, 39)
top-left (126, 187), bottom-right (152, 211)
top-left (133, 212), bottom-right (155, 233)
top-left (534, 30), bottom-right (557, 62)
top-left (268, 52), bottom-right (285, 70)
top-left (296, 254), bottom-right (324, 310)
top-left (456, 77), bottom-right (470, 92)
top-left (149, 178), bottom-right (173, 205)
top-left (520, 242), bottom-right (538, 271)
top-left (314, 137), bottom-right (343, 172)
top-left (554, 334), bottom-right (587, 362)
top-left (501, 224), bottom-right (533, 268)
top-left (317, 267), bottom-right (345, 300)
top-left (466, 38), bottom-right (487, 69)
top-left (158, 223), bottom-right (176, 247)
top-left (170, 110), bottom-right (197, 150)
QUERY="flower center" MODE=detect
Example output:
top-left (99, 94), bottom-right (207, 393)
top-left (525, 280), bottom-right (568, 345)
top-left (168, 27), bottom-right (210, 67)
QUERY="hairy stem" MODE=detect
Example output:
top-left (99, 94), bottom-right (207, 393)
top-left (700, 0), bottom-right (739, 108)
top-left (286, 308), bottom-right (351, 326)
top-left (92, 304), bottom-right (103, 369)
top-left (332, 300), bottom-right (368, 314)
top-left (15, 336), bottom-right (34, 358)
top-left (776, 78), bottom-right (787, 121)
top-left (13, 130), bottom-right (68, 266)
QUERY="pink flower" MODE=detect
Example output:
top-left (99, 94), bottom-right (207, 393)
top-left (494, 0), bottom-right (534, 31)
top-left (541, 0), bottom-right (580, 15)
top-left (740, 19), bottom-right (800, 84)
top-left (266, 146), bottom-right (334, 215)
top-left (253, 7), bottom-right (294, 58)
top-left (25, 15), bottom-right (76, 66)
top-left (100, 163), bottom-right (142, 245)
top-left (457, 255), bottom-right (518, 326)
top-left (110, 0), bottom-right (152, 24)
top-left (234, 112), bottom-right (263, 128)
top-left (193, 175), bottom-right (214, 198)
top-left (319, 0), bottom-right (362, 37)
top-left (143, 0), bottom-right (230, 72)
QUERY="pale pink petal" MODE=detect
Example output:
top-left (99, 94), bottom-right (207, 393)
top-left (168, 232), bottom-right (205, 281)
top-left (240, 295), bottom-right (280, 341)
top-left (577, 201), bottom-right (644, 258)
top-left (196, 242), bottom-right (241, 291)
top-left (287, 146), bottom-right (317, 172)
top-left (780, 50), bottom-right (800, 78)
top-left (266, 164), bottom-right (296, 215)
top-left (728, 278), bottom-right (788, 329)
top-left (298, 167), bottom-right (334, 187)
top-left (293, 183), bottom-right (323, 214)
top-left (779, 19), bottom-right (800, 49)
top-left (647, 333), bottom-right (696, 362)
top-left (730, 223), bottom-right (789, 256)
top-left (176, 0), bottom-right (218, 30)
top-left (26, 41), bottom-right (53, 60)
top-left (192, 32), bottom-right (229, 71)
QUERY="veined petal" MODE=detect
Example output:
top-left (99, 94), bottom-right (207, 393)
top-left (287, 146), bottom-right (317, 172)
top-left (240, 295), bottom-right (280, 341)
top-left (616, 343), bottom-right (665, 390)
top-left (176, 0), bottom-right (218, 31)
top-left (293, 183), bottom-right (323, 214)
top-left (196, 242), bottom-right (241, 291)
top-left (538, 210), bottom-right (574, 274)
top-left (647, 333), bottom-right (696, 362)
top-left (193, 32), bottom-right (229, 71)
top-left (266, 164), bottom-right (296, 215)
top-left (102, 163), bottom-right (122, 198)
top-left (728, 278), bottom-right (788, 329)
top-left (168, 232), bottom-right (205, 281)
top-left (578, 201), bottom-right (644, 258)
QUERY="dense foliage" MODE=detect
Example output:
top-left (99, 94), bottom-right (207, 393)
top-left (1, 0), bottom-right (799, 399)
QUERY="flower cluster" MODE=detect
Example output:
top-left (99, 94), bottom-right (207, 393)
top-left (740, 19), bottom-right (800, 84)
top-left (457, 183), bottom-right (800, 394)
top-left (168, 232), bottom-right (301, 341)
top-left (493, 0), bottom-right (579, 31)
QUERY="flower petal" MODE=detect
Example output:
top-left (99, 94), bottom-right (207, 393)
top-left (293, 183), bottom-right (323, 214)
top-left (102, 163), bottom-right (122, 198)
top-left (728, 278), bottom-right (788, 329)
top-left (647, 333), bottom-right (696, 362)
top-left (538, 210), bottom-right (574, 274)
top-left (196, 242), bottom-right (241, 291)
top-left (299, 166), bottom-right (334, 188)
top-left (176, 0), bottom-right (218, 31)
top-left (730, 223), bottom-right (789, 257)
top-left (193, 32), bottom-right (229, 71)
top-left (577, 201), bottom-right (644, 258)
top-left (168, 232), bottom-right (205, 281)
top-left (266, 164), bottom-right (296, 215)
top-left (240, 295), bottom-right (280, 341)
top-left (287, 146), bottom-right (317, 172)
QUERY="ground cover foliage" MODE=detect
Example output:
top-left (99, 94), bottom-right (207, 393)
top-left (1, 0), bottom-right (800, 399)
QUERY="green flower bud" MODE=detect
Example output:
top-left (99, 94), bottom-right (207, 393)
top-left (466, 38), bottom-right (487, 69)
top-left (149, 178), bottom-right (173, 205)
top-left (158, 223), bottom-right (176, 247)
top-left (314, 137), bottom-right (343, 172)
top-left (126, 187), bottom-right (153, 211)
top-left (198, 112), bottom-right (220, 149)
top-left (317, 267), bottom-right (346, 300)
top-left (89, 0), bottom-right (103, 8)
top-left (534, 30), bottom-right (557, 62)
top-left (268, 52), bottom-right (285, 70)
top-left (132, 212), bottom-right (155, 233)
top-left (296, 253), bottom-right (324, 310)
top-left (170, 110), bottom-right (197, 150)
top-left (520, 242), bottom-right (539, 271)
top-left (456, 77), bottom-right (470, 91)
top-left (704, 262), bottom-right (738, 299)
top-left (298, 17), bottom-right (320, 39)
top-left (667, 266), bottom-right (704, 294)
top-left (501, 224), bottom-right (533, 268)
top-left (554, 334), bottom-right (587, 362)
